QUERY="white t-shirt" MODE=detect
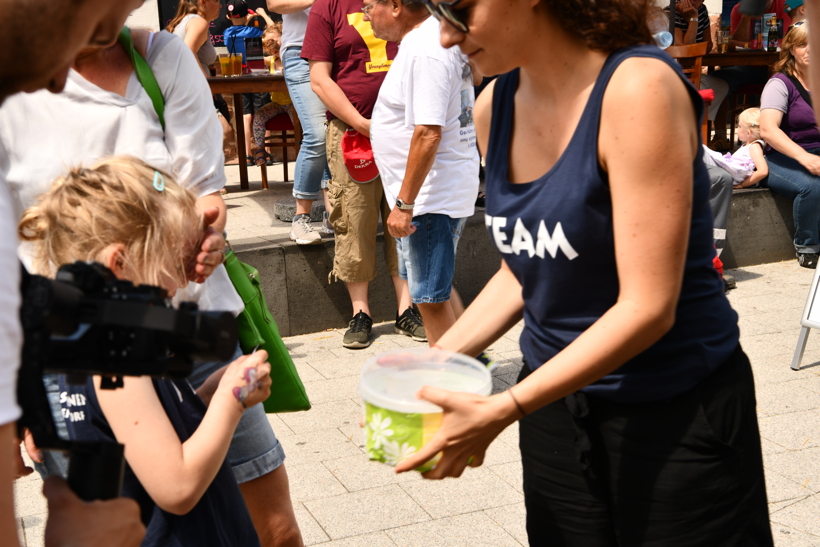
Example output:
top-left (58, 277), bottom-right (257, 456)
top-left (0, 179), bottom-right (21, 425)
top-left (281, 8), bottom-right (310, 52)
top-left (0, 31), bottom-right (242, 316)
top-left (371, 17), bottom-right (479, 218)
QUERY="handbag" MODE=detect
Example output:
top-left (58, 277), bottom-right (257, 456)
top-left (119, 26), bottom-right (310, 413)
top-left (224, 248), bottom-right (311, 413)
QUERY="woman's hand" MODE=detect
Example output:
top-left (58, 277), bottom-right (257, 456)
top-left (676, 0), bottom-right (698, 19)
top-left (394, 387), bottom-right (522, 479)
top-left (798, 151), bottom-right (820, 176)
top-left (190, 207), bottom-right (226, 284)
top-left (214, 351), bottom-right (272, 411)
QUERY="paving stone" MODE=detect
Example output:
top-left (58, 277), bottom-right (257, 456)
top-left (304, 376), bottom-right (362, 405)
top-left (765, 448), bottom-right (820, 494)
top-left (304, 484), bottom-right (430, 540)
top-left (769, 496), bottom-right (810, 515)
top-left (323, 454), bottom-right (422, 492)
top-left (267, 413), bottom-right (295, 437)
top-left (312, 531), bottom-right (398, 547)
top-left (294, 502), bottom-right (331, 546)
top-left (755, 382), bottom-right (820, 417)
top-left (293, 360), bottom-right (328, 383)
top-left (741, 333), bottom-right (803, 361)
top-left (16, 518), bottom-right (24, 547)
top-left (278, 428), bottom-right (365, 466)
top-left (496, 423), bottom-right (520, 449)
top-left (488, 461), bottom-right (524, 494)
top-left (470, 433), bottom-right (514, 464)
top-left (764, 469), bottom-right (816, 504)
top-left (758, 409), bottom-right (820, 451)
top-left (399, 467), bottom-right (522, 519)
top-left (13, 480), bottom-right (46, 519)
top-left (21, 514), bottom-right (45, 547)
top-left (771, 523), bottom-right (820, 547)
top-left (309, 354), bottom-right (372, 379)
top-left (279, 399), bottom-right (364, 435)
top-left (750, 353), bottom-right (820, 385)
top-left (483, 502), bottom-right (528, 546)
top-left (286, 462), bottom-right (348, 503)
top-left (769, 494), bottom-right (820, 538)
top-left (338, 424), bottom-right (368, 454)
top-left (386, 511), bottom-right (522, 547)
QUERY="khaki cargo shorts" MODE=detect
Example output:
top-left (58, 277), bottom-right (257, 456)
top-left (325, 118), bottom-right (398, 283)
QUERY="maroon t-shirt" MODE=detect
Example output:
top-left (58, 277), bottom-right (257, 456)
top-left (301, 0), bottom-right (397, 119)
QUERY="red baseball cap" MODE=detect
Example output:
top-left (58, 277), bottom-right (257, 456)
top-left (341, 129), bottom-right (379, 183)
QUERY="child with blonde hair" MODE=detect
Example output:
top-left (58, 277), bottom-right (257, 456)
top-left (19, 156), bottom-right (270, 547)
top-left (703, 107), bottom-right (769, 188)
top-left (250, 21), bottom-right (300, 166)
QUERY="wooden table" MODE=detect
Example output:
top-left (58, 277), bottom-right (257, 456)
top-left (207, 74), bottom-right (288, 190)
top-left (703, 51), bottom-right (779, 70)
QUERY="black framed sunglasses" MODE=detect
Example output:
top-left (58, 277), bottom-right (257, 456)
top-left (422, 0), bottom-right (469, 33)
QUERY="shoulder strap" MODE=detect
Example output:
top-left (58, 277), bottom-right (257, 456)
top-left (787, 75), bottom-right (812, 108)
top-left (118, 27), bottom-right (166, 131)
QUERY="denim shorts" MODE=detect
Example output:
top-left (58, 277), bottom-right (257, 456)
top-left (396, 214), bottom-right (467, 304)
top-left (188, 344), bottom-right (285, 484)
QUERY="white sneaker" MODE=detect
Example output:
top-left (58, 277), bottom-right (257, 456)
top-left (290, 214), bottom-right (322, 245)
top-left (321, 210), bottom-right (334, 235)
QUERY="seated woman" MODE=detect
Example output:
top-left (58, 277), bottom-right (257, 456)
top-left (166, 0), bottom-right (235, 160)
top-left (760, 22), bottom-right (820, 269)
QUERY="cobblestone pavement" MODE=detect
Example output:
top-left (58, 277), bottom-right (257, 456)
top-left (14, 260), bottom-right (820, 546)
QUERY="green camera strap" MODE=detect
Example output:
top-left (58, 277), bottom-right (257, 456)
top-left (118, 27), bottom-right (166, 131)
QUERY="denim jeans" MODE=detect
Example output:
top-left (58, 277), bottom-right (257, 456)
top-left (765, 149), bottom-right (820, 254)
top-left (396, 214), bottom-right (467, 304)
top-left (282, 47), bottom-right (330, 201)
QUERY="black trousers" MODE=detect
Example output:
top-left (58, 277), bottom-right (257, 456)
top-left (518, 345), bottom-right (773, 547)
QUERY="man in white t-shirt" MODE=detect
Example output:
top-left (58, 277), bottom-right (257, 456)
top-left (367, 2), bottom-right (479, 346)
top-left (0, 1), bottom-right (146, 546)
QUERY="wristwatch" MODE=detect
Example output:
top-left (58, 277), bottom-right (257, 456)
top-left (396, 198), bottom-right (414, 210)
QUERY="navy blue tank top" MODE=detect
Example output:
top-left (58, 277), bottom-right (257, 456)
top-left (58, 376), bottom-right (261, 547)
top-left (485, 45), bottom-right (739, 403)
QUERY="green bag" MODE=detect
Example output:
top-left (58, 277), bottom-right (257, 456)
top-left (118, 27), bottom-right (165, 131)
top-left (224, 249), bottom-right (311, 413)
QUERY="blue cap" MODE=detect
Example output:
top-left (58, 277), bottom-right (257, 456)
top-left (785, 0), bottom-right (804, 11)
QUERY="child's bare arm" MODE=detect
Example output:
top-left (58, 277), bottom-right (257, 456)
top-left (736, 143), bottom-right (768, 188)
top-left (96, 352), bottom-right (271, 515)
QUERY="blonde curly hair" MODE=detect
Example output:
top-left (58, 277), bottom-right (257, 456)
top-left (19, 156), bottom-right (203, 289)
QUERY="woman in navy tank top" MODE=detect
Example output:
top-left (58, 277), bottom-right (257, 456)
top-left (397, 0), bottom-right (773, 544)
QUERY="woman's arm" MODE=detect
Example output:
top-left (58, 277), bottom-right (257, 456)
top-left (736, 143), bottom-right (768, 187)
top-left (267, 0), bottom-right (314, 15)
top-left (309, 60), bottom-right (370, 136)
top-left (255, 8), bottom-right (275, 26)
top-left (182, 16), bottom-right (209, 57)
top-left (760, 108), bottom-right (820, 175)
top-left (397, 57), bottom-right (696, 478)
top-left (96, 352), bottom-right (271, 515)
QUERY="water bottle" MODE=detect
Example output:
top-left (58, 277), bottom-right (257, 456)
top-left (653, 31), bottom-right (673, 49)
top-left (647, 11), bottom-right (673, 50)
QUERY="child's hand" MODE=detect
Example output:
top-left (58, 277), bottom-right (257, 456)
top-left (217, 351), bottom-right (272, 410)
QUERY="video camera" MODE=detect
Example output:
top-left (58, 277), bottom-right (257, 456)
top-left (17, 261), bottom-right (238, 501)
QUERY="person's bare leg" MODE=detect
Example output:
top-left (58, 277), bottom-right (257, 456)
top-left (416, 301), bottom-right (457, 346)
top-left (219, 114), bottom-right (235, 153)
top-left (295, 198), bottom-right (314, 216)
top-left (449, 285), bottom-right (465, 320)
top-left (323, 188), bottom-right (331, 212)
top-left (347, 281), bottom-right (370, 316)
top-left (238, 464), bottom-right (303, 547)
top-left (243, 113), bottom-right (254, 158)
top-left (391, 275), bottom-right (412, 313)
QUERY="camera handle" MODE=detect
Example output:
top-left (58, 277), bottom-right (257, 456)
top-left (67, 441), bottom-right (125, 501)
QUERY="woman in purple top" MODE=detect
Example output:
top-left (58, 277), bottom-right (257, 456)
top-left (760, 23), bottom-right (820, 268)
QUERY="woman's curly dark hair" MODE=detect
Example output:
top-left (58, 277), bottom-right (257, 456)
top-left (550, 0), bottom-right (655, 51)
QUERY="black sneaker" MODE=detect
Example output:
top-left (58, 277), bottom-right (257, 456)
top-left (798, 253), bottom-right (819, 269)
top-left (343, 310), bottom-right (373, 349)
top-left (394, 307), bottom-right (427, 342)
top-left (722, 274), bottom-right (736, 292)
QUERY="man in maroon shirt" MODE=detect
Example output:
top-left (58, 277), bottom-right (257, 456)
top-left (303, 0), bottom-right (425, 349)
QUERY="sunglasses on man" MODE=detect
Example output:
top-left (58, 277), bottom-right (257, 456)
top-left (422, 0), bottom-right (469, 33)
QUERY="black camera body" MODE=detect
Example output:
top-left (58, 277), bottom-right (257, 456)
top-left (17, 261), bottom-right (238, 500)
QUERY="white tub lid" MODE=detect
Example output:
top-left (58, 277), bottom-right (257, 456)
top-left (359, 348), bottom-right (493, 414)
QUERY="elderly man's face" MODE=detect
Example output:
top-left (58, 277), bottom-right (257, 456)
top-left (0, 0), bottom-right (144, 104)
top-left (364, 0), bottom-right (401, 42)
